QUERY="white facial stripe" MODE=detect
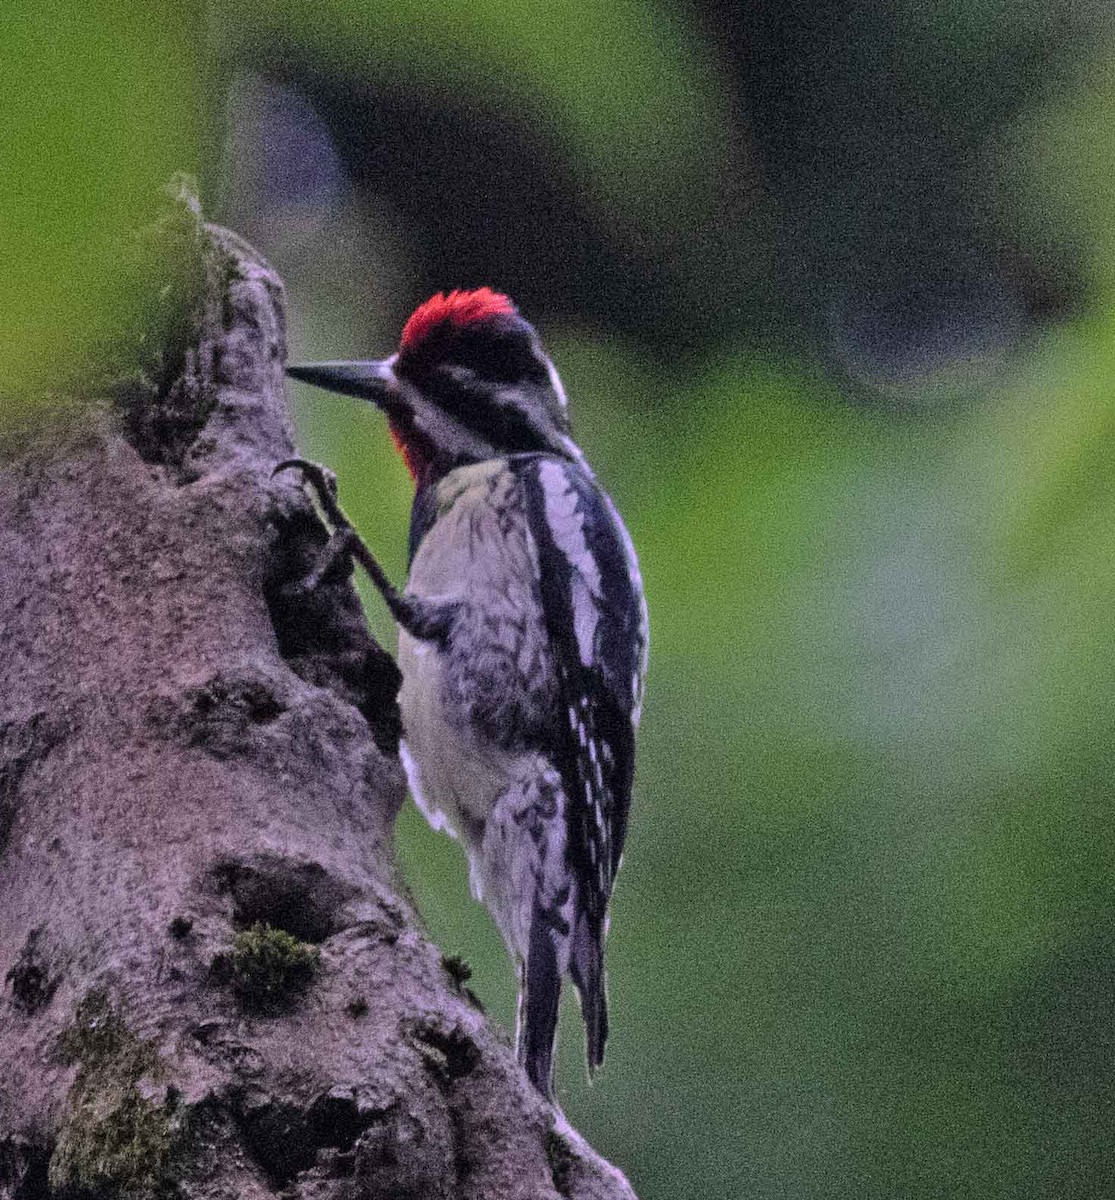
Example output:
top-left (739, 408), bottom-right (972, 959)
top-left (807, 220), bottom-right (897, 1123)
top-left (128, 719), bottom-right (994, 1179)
top-left (546, 356), bottom-right (569, 411)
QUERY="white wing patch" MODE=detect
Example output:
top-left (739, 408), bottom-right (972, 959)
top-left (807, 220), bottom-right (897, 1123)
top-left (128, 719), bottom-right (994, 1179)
top-left (538, 458), bottom-right (603, 668)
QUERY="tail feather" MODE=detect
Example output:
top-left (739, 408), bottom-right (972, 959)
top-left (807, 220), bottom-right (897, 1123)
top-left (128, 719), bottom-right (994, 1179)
top-left (519, 916), bottom-right (562, 1098)
top-left (570, 916), bottom-right (608, 1075)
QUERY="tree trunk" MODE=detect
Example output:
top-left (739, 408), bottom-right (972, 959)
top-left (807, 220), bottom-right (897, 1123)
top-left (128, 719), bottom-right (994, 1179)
top-left (0, 183), bottom-right (635, 1200)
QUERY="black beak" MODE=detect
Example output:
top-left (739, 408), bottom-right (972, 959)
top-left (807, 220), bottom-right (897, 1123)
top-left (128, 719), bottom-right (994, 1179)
top-left (286, 359), bottom-right (398, 411)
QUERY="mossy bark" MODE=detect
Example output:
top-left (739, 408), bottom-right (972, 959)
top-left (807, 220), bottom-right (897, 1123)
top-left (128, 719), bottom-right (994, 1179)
top-left (48, 994), bottom-right (179, 1199)
top-left (0, 183), bottom-right (635, 1200)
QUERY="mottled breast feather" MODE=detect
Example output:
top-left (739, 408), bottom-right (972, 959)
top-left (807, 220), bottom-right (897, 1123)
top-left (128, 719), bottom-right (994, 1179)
top-left (517, 454), bottom-right (648, 921)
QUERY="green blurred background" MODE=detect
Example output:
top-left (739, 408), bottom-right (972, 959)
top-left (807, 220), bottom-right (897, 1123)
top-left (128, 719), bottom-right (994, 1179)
top-left (9, 0), bottom-right (1115, 1195)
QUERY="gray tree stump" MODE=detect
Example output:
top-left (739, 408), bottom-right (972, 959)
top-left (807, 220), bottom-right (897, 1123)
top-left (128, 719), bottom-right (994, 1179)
top-left (0, 184), bottom-right (635, 1200)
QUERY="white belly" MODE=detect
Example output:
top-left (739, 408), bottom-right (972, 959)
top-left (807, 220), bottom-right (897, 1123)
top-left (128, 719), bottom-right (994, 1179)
top-left (395, 460), bottom-right (546, 853)
top-left (396, 630), bottom-right (507, 843)
top-left (394, 460), bottom-right (578, 964)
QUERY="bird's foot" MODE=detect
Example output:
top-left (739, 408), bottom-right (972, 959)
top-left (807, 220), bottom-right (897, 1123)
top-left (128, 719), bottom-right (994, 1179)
top-left (272, 458), bottom-right (363, 595)
top-left (273, 458), bottom-right (343, 522)
top-left (273, 457), bottom-right (456, 643)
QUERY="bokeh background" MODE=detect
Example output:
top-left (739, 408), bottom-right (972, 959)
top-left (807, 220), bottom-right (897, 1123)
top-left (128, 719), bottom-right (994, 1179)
top-left (9, 1), bottom-right (1115, 1195)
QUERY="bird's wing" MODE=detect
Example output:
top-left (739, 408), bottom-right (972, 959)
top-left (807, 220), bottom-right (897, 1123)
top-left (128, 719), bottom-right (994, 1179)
top-left (518, 455), bottom-right (648, 914)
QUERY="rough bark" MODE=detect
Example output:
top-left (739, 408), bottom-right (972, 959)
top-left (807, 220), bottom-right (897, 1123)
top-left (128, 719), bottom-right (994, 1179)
top-left (0, 183), bottom-right (635, 1200)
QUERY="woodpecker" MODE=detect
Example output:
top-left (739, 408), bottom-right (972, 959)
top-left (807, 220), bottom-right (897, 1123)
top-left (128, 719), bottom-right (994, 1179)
top-left (282, 288), bottom-right (647, 1099)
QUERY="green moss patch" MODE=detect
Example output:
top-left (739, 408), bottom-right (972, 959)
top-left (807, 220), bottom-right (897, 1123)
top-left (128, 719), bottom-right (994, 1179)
top-left (220, 922), bottom-right (320, 1012)
top-left (49, 992), bottom-right (178, 1199)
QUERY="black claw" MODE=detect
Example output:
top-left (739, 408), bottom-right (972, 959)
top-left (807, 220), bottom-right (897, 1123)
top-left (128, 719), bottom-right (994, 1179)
top-left (273, 459), bottom-right (344, 541)
top-left (272, 457), bottom-right (311, 480)
top-left (270, 456), bottom-right (443, 644)
top-left (273, 458), bottom-right (338, 500)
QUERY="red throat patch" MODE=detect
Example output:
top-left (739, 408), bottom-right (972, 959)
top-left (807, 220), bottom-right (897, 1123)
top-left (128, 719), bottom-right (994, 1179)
top-left (399, 288), bottom-right (517, 354)
top-left (389, 421), bottom-right (427, 482)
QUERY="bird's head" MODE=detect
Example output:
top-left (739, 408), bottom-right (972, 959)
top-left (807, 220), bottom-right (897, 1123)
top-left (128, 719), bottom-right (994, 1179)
top-left (287, 288), bottom-right (578, 486)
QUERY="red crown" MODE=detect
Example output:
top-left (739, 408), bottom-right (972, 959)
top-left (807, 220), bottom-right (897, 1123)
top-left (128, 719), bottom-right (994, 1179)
top-left (400, 288), bottom-right (517, 354)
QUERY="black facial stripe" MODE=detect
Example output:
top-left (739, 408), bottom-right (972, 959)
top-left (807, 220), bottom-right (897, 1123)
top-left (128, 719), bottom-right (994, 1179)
top-left (417, 368), bottom-right (554, 455)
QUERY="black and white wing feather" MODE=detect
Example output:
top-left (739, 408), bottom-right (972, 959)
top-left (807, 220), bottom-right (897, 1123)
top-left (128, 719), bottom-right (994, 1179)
top-left (519, 454), bottom-right (647, 1071)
